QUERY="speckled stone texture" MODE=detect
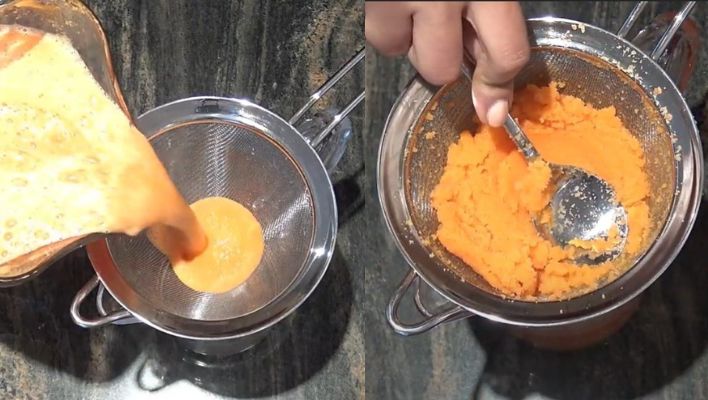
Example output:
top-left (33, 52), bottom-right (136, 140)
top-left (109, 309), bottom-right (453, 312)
top-left (365, 2), bottom-right (708, 400)
top-left (3, 0), bottom-right (708, 399)
top-left (0, 1), bottom-right (364, 399)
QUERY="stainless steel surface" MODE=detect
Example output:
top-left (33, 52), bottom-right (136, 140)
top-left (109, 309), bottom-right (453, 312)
top-left (312, 91), bottom-right (365, 148)
top-left (70, 275), bottom-right (133, 328)
top-left (175, 332), bottom-right (269, 357)
top-left (83, 96), bottom-right (336, 340)
top-left (502, 114), bottom-right (541, 161)
top-left (617, 1), bottom-right (648, 38)
top-left (95, 281), bottom-right (140, 325)
top-left (73, 49), bottom-right (363, 342)
top-left (297, 107), bottom-right (354, 174)
top-left (290, 48), bottom-right (365, 148)
top-left (649, 2), bottom-right (696, 60)
top-left (118, 118), bottom-right (316, 322)
top-left (380, 13), bottom-right (702, 331)
top-left (502, 114), bottom-right (627, 264)
top-left (543, 165), bottom-right (628, 264)
top-left (629, 6), bottom-right (700, 95)
top-left (386, 269), bottom-right (472, 336)
top-left (93, 277), bottom-right (272, 354)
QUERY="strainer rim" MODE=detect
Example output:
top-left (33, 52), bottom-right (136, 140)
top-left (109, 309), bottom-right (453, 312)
top-left (88, 95), bottom-right (338, 340)
top-left (377, 17), bottom-right (702, 326)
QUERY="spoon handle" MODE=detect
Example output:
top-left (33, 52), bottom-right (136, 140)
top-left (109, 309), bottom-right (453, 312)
top-left (503, 114), bottom-right (540, 162)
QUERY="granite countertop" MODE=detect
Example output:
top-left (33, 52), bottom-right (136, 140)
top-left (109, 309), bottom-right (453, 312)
top-left (365, 2), bottom-right (708, 400)
top-left (2, 1), bottom-right (707, 399)
top-left (0, 1), bottom-right (364, 399)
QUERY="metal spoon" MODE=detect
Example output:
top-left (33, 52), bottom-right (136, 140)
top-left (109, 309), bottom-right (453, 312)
top-left (503, 114), bottom-right (628, 264)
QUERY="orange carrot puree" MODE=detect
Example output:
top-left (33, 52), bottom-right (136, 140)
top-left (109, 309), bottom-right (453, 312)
top-left (431, 83), bottom-right (650, 300)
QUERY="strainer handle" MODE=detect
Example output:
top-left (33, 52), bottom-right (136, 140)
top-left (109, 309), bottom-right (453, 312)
top-left (387, 269), bottom-right (474, 336)
top-left (617, 1), bottom-right (697, 61)
top-left (70, 275), bottom-right (134, 328)
top-left (289, 49), bottom-right (365, 149)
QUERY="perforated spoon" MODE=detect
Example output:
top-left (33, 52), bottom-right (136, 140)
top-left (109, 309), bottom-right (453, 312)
top-left (503, 114), bottom-right (628, 264)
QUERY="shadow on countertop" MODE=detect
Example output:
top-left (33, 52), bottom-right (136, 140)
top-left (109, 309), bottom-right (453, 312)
top-left (334, 165), bottom-right (365, 227)
top-left (0, 250), bottom-right (147, 383)
top-left (468, 202), bottom-right (708, 400)
top-left (134, 243), bottom-right (353, 398)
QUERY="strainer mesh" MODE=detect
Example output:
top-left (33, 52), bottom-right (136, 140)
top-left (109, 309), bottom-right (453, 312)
top-left (106, 121), bottom-right (314, 320)
top-left (404, 48), bottom-right (675, 297)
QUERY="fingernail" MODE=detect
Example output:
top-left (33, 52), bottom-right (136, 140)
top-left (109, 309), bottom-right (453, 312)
top-left (471, 91), bottom-right (487, 124)
top-left (487, 99), bottom-right (508, 128)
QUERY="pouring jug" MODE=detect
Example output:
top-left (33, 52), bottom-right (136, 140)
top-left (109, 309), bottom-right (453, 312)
top-left (0, 0), bottom-right (134, 285)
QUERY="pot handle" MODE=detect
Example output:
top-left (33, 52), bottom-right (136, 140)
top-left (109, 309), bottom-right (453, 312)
top-left (290, 49), bottom-right (364, 174)
top-left (70, 275), bottom-right (134, 328)
top-left (387, 269), bottom-right (474, 336)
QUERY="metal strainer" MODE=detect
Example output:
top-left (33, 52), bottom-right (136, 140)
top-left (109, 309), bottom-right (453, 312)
top-left (70, 49), bottom-right (364, 341)
top-left (108, 117), bottom-right (315, 321)
top-left (406, 47), bottom-right (676, 296)
top-left (380, 4), bottom-right (702, 334)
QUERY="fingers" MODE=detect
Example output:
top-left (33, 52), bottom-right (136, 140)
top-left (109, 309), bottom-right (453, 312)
top-left (365, 1), bottom-right (530, 127)
top-left (408, 3), bottom-right (463, 85)
top-left (365, 2), bottom-right (413, 57)
top-left (465, 2), bottom-right (530, 127)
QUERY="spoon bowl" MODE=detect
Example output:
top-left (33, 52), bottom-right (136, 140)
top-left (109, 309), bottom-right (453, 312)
top-left (543, 164), bottom-right (628, 263)
top-left (503, 114), bottom-right (628, 264)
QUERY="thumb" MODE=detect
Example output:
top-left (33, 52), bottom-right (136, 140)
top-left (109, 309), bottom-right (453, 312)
top-left (464, 2), bottom-right (529, 127)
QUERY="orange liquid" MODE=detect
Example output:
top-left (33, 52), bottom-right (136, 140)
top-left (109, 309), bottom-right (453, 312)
top-left (0, 26), bottom-right (233, 286)
top-left (151, 197), bottom-right (264, 293)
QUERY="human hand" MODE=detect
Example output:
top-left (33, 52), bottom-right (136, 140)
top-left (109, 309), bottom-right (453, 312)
top-left (365, 1), bottom-right (530, 127)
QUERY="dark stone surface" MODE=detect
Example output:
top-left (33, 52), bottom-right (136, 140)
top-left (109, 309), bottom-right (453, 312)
top-left (364, 2), bottom-right (708, 400)
top-left (4, 0), bottom-right (708, 398)
top-left (0, 0), bottom-right (363, 399)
